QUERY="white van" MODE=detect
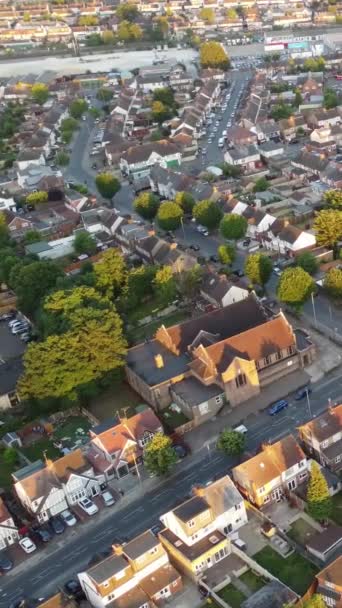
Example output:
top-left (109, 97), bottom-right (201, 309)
top-left (234, 424), bottom-right (248, 435)
top-left (218, 138), bottom-right (224, 148)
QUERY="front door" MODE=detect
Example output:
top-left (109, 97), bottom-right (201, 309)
top-left (273, 488), bottom-right (283, 502)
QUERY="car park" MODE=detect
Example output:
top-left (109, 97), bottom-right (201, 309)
top-left (19, 537), bottom-right (36, 553)
top-left (60, 509), bottom-right (77, 527)
top-left (101, 490), bottom-right (116, 507)
top-left (268, 399), bottom-right (288, 416)
top-left (0, 550), bottom-right (13, 572)
top-left (78, 497), bottom-right (99, 516)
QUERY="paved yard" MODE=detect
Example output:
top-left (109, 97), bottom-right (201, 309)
top-left (254, 546), bottom-right (318, 595)
top-left (331, 492), bottom-right (342, 526)
top-left (0, 323), bottom-right (26, 359)
top-left (287, 517), bottom-right (318, 546)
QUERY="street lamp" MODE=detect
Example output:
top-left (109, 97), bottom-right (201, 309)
top-left (311, 292), bottom-right (317, 328)
top-left (305, 388), bottom-right (312, 419)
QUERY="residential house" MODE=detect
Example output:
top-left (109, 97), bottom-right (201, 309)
top-left (232, 434), bottom-right (309, 507)
top-left (225, 199), bottom-right (276, 238)
top-left (224, 144), bottom-right (261, 170)
top-left (279, 115), bottom-right (308, 141)
top-left (0, 497), bottom-right (19, 549)
top-left (252, 120), bottom-right (280, 143)
top-left (225, 126), bottom-right (257, 147)
top-left (306, 525), bottom-right (342, 563)
top-left (314, 556), bottom-right (342, 607)
top-left (78, 530), bottom-right (182, 608)
top-left (159, 475), bottom-right (247, 581)
top-left (308, 107), bottom-right (341, 129)
top-left (16, 148), bottom-right (45, 171)
top-left (261, 221), bottom-right (316, 255)
top-left (321, 161), bottom-right (342, 190)
top-left (149, 165), bottom-right (213, 201)
top-left (13, 449), bottom-right (102, 523)
top-left (126, 294), bottom-right (315, 419)
top-left (291, 150), bottom-right (330, 178)
top-left (298, 404), bottom-right (342, 473)
top-left (240, 94), bottom-right (268, 129)
top-left (120, 140), bottom-right (182, 181)
top-left (258, 141), bottom-right (284, 160)
top-left (87, 408), bottom-right (163, 480)
top-left (200, 271), bottom-right (249, 308)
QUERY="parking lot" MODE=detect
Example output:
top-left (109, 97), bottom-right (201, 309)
top-left (0, 319), bottom-right (27, 360)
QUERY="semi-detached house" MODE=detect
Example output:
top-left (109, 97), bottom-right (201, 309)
top-left (298, 404), bottom-right (342, 473)
top-left (0, 497), bottom-right (19, 549)
top-left (78, 530), bottom-right (182, 608)
top-left (119, 140), bottom-right (181, 180)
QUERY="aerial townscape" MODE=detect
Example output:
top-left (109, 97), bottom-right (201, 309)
top-left (0, 0), bottom-right (341, 607)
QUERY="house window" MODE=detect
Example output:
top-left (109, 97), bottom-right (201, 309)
top-left (199, 402), bottom-right (209, 415)
top-left (214, 547), bottom-right (227, 562)
top-left (263, 495), bottom-right (270, 504)
top-left (215, 396), bottom-right (222, 405)
top-left (275, 351), bottom-right (282, 361)
top-left (188, 519), bottom-right (195, 528)
top-left (149, 547), bottom-right (158, 555)
top-left (322, 440), bottom-right (328, 449)
top-left (288, 479), bottom-right (296, 491)
top-left (335, 455), bottom-right (341, 463)
top-left (258, 486), bottom-right (265, 495)
top-left (235, 504), bottom-right (241, 510)
top-left (235, 373), bottom-right (247, 389)
top-left (264, 355), bottom-right (271, 366)
top-left (299, 472), bottom-right (308, 479)
top-left (299, 460), bottom-right (306, 468)
top-left (324, 598), bottom-right (335, 608)
top-left (287, 346), bottom-right (294, 356)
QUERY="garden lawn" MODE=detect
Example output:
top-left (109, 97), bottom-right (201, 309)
top-left (0, 451), bottom-right (18, 489)
top-left (254, 546), bottom-right (318, 595)
top-left (287, 517), bottom-right (317, 545)
top-left (21, 438), bottom-right (60, 462)
top-left (160, 405), bottom-right (190, 430)
top-left (127, 297), bottom-right (162, 325)
top-left (128, 310), bottom-right (190, 344)
top-left (240, 570), bottom-right (265, 592)
top-left (53, 415), bottom-right (91, 442)
top-left (218, 584), bottom-right (246, 608)
top-left (331, 492), bottom-right (342, 526)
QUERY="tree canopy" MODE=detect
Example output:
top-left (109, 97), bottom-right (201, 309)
top-left (199, 7), bottom-right (215, 22)
top-left (277, 267), bottom-right (314, 311)
top-left (244, 253), bottom-right (273, 285)
top-left (31, 83), bottom-right (49, 105)
top-left (151, 100), bottom-right (172, 124)
top-left (133, 192), bottom-right (160, 219)
top-left (313, 209), bottom-right (342, 247)
top-left (218, 243), bottom-right (236, 266)
top-left (253, 177), bottom-right (269, 193)
top-left (9, 260), bottom-right (63, 316)
top-left (94, 248), bottom-right (127, 298)
top-left (220, 213), bottom-right (247, 240)
top-left (116, 3), bottom-right (138, 21)
top-left (154, 266), bottom-right (177, 306)
top-left (296, 252), bottom-right (318, 276)
top-left (143, 433), bottom-right (178, 476)
top-left (324, 88), bottom-right (338, 109)
top-left (0, 212), bottom-right (10, 249)
top-left (306, 461), bottom-right (332, 521)
top-left (324, 267), bottom-right (342, 298)
top-left (324, 189), bottom-right (342, 210)
top-left (199, 41), bottom-right (230, 70)
top-left (26, 191), bottom-right (48, 205)
top-left (95, 173), bottom-right (121, 199)
top-left (69, 98), bottom-right (88, 119)
top-left (74, 231), bottom-right (97, 256)
top-left (217, 429), bottom-right (245, 456)
top-left (120, 265), bottom-right (156, 311)
top-left (157, 201), bottom-right (183, 230)
top-left (174, 191), bottom-right (195, 214)
top-left (193, 200), bottom-right (223, 229)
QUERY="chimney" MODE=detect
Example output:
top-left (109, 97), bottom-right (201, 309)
top-left (154, 354), bottom-right (164, 369)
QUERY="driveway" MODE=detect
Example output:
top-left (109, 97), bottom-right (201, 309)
top-left (0, 323), bottom-right (26, 360)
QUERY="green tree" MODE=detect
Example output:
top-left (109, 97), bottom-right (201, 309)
top-left (78, 15), bottom-right (98, 25)
top-left (3, 447), bottom-right (17, 466)
top-left (157, 201), bottom-right (183, 231)
top-left (143, 433), bottom-right (178, 476)
top-left (151, 100), bottom-right (171, 124)
top-left (277, 267), bottom-right (314, 311)
top-left (24, 230), bottom-right (42, 244)
top-left (220, 163), bottom-right (241, 178)
top-left (60, 117), bottom-right (78, 133)
top-left (193, 200), bottom-right (223, 230)
top-left (26, 191), bottom-right (48, 205)
top-left (96, 88), bottom-right (113, 102)
top-left (116, 3), bottom-right (138, 21)
top-left (244, 253), bottom-right (273, 285)
top-left (304, 57), bottom-right (325, 72)
top-left (0, 213), bottom-right (10, 248)
top-left (271, 104), bottom-right (293, 120)
top-left (31, 83), bottom-right (49, 105)
top-left (226, 8), bottom-right (238, 18)
top-left (220, 213), bottom-right (247, 240)
top-left (74, 231), bottom-right (97, 256)
top-left (253, 177), bottom-right (269, 192)
top-left (218, 243), bottom-right (235, 266)
top-left (324, 190), bottom-right (342, 210)
top-left (217, 429), bottom-right (245, 456)
top-left (120, 265), bottom-right (156, 311)
top-left (23, 12), bottom-right (31, 21)
top-left (0, 251), bottom-right (18, 284)
top-left (153, 87), bottom-right (175, 108)
top-left (176, 265), bottom-right (202, 300)
top-left (296, 252), bottom-right (318, 275)
top-left (306, 461), bottom-right (332, 521)
top-left (55, 151), bottom-right (69, 166)
top-left (199, 41), bottom-right (230, 70)
top-left (294, 88), bottom-right (303, 107)
top-left (19, 309), bottom-right (127, 401)
top-left (313, 209), bottom-right (342, 247)
top-left (155, 16), bottom-right (169, 36)
top-left (324, 267), bottom-right (342, 298)
top-left (10, 260), bottom-right (63, 315)
top-left (95, 173), bottom-right (121, 199)
top-left (94, 248), bottom-right (126, 298)
top-left (174, 191), bottom-right (195, 214)
top-left (154, 266), bottom-right (177, 305)
top-left (61, 130), bottom-right (73, 144)
top-left (69, 98), bottom-right (88, 119)
top-left (128, 23), bottom-right (143, 39)
top-left (324, 88), bottom-right (338, 109)
top-left (199, 7), bottom-right (215, 23)
top-left (133, 192), bottom-right (160, 219)
top-left (102, 30), bottom-right (115, 44)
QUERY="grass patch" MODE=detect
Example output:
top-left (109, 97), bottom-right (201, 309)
top-left (331, 492), bottom-right (342, 526)
top-left (127, 297), bottom-right (163, 325)
top-left (287, 518), bottom-right (317, 546)
top-left (254, 546), bottom-right (318, 595)
top-left (218, 584), bottom-right (246, 608)
top-left (53, 415), bottom-right (91, 444)
top-left (0, 450), bottom-right (19, 489)
top-left (240, 570), bottom-right (265, 592)
top-left (89, 381), bottom-right (142, 421)
top-left (21, 438), bottom-right (60, 462)
top-left (160, 405), bottom-right (189, 430)
top-left (128, 310), bottom-right (190, 344)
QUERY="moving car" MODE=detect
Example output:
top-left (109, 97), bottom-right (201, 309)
top-left (78, 497), bottom-right (99, 516)
top-left (19, 537), bottom-right (36, 554)
top-left (0, 550), bottom-right (13, 571)
top-left (295, 386), bottom-right (312, 400)
top-left (268, 399), bottom-right (288, 416)
top-left (101, 490), bottom-right (116, 507)
top-left (60, 509), bottom-right (77, 527)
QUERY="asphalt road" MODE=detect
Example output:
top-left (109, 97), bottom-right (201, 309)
top-left (2, 368), bottom-right (342, 606)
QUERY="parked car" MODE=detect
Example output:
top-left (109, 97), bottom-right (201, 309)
top-left (0, 310), bottom-right (16, 321)
top-left (19, 537), bottom-right (36, 553)
top-left (64, 579), bottom-right (85, 601)
top-left (78, 497), bottom-right (99, 516)
top-left (50, 516), bottom-right (65, 534)
top-left (189, 244), bottom-right (200, 251)
top-left (232, 269), bottom-right (244, 277)
top-left (31, 525), bottom-right (52, 543)
top-left (209, 255), bottom-right (219, 263)
top-left (151, 523), bottom-right (163, 536)
top-left (101, 490), bottom-right (116, 507)
top-left (268, 399), bottom-right (288, 416)
top-left (295, 386), bottom-right (312, 400)
top-left (60, 509), bottom-right (77, 527)
top-left (273, 266), bottom-right (282, 276)
top-left (173, 444), bottom-right (187, 460)
top-left (0, 550), bottom-right (13, 571)
top-left (234, 424), bottom-right (248, 435)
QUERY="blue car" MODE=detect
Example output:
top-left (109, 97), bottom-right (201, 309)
top-left (295, 386), bottom-right (312, 400)
top-left (268, 399), bottom-right (288, 416)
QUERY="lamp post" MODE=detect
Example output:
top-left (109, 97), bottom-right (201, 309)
top-left (305, 388), bottom-right (312, 419)
top-left (311, 292), bottom-right (317, 328)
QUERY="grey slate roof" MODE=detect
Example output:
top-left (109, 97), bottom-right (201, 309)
top-left (123, 531), bottom-right (159, 561)
top-left (172, 377), bottom-right (222, 406)
top-left (173, 496), bottom-right (209, 522)
top-left (88, 554), bottom-right (128, 583)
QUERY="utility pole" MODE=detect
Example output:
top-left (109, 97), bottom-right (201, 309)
top-left (305, 388), bottom-right (312, 419)
top-left (311, 292), bottom-right (317, 328)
